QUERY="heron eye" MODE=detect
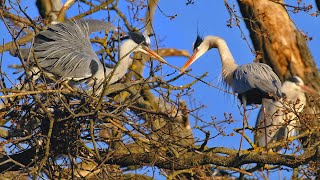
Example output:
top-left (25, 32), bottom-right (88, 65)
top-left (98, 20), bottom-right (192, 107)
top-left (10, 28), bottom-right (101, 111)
top-left (143, 34), bottom-right (151, 45)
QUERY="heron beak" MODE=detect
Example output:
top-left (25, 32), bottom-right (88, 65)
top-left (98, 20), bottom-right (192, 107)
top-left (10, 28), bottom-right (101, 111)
top-left (300, 85), bottom-right (320, 96)
top-left (180, 49), bottom-right (199, 74)
top-left (141, 46), bottom-right (167, 64)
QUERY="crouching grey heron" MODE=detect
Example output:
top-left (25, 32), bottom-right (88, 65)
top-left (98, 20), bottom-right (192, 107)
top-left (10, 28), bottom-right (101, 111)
top-left (180, 35), bottom-right (282, 152)
top-left (254, 76), bottom-right (316, 152)
top-left (10, 19), bottom-right (166, 96)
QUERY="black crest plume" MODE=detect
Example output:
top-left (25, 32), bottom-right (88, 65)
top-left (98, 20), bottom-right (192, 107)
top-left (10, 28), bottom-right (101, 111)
top-left (193, 22), bottom-right (203, 51)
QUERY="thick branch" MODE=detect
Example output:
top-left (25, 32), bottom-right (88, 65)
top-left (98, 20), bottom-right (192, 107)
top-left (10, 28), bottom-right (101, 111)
top-left (0, 9), bottom-right (33, 26)
top-left (107, 147), bottom-right (318, 170)
top-left (1, 144), bottom-right (319, 173)
top-left (156, 48), bottom-right (190, 58)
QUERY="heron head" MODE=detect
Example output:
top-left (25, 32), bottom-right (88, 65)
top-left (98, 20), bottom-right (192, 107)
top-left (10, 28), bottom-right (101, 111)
top-left (287, 76), bottom-right (304, 86)
top-left (127, 32), bottom-right (167, 63)
top-left (192, 35), bottom-right (203, 52)
top-left (180, 35), bottom-right (209, 73)
top-left (282, 76), bottom-right (319, 98)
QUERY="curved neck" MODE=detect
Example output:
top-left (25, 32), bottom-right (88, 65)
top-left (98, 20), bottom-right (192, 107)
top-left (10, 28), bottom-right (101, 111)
top-left (108, 40), bottom-right (135, 84)
top-left (205, 36), bottom-right (238, 85)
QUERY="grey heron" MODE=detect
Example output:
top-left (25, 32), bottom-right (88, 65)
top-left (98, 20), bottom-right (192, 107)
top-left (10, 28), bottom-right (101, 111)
top-left (180, 35), bottom-right (282, 152)
top-left (10, 19), bottom-right (166, 96)
top-left (254, 76), bottom-right (315, 152)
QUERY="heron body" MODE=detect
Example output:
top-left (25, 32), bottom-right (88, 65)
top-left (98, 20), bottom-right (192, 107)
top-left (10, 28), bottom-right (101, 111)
top-left (180, 35), bottom-right (282, 152)
top-left (180, 35), bottom-right (282, 106)
top-left (255, 76), bottom-right (308, 151)
top-left (10, 19), bottom-right (166, 95)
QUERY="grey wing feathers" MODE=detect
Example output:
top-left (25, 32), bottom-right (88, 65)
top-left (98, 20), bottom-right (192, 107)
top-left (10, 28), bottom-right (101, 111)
top-left (232, 63), bottom-right (282, 97)
top-left (34, 19), bottom-right (104, 80)
top-left (82, 19), bottom-right (117, 34)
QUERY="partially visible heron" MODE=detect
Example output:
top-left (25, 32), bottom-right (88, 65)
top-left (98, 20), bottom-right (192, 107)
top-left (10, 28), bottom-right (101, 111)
top-left (180, 35), bottom-right (282, 152)
top-left (254, 76), bottom-right (315, 152)
top-left (10, 19), bottom-right (166, 95)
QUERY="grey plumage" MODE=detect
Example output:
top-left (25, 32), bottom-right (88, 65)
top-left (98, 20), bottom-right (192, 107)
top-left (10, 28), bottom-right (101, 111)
top-left (34, 19), bottom-right (111, 83)
top-left (254, 76), bottom-right (308, 152)
top-left (232, 63), bottom-right (282, 105)
top-left (9, 19), bottom-right (166, 95)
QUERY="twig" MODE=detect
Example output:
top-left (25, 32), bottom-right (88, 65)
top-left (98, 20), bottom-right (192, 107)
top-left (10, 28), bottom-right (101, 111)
top-left (0, 9), bottom-right (33, 26)
top-left (57, 0), bottom-right (76, 21)
top-left (234, 127), bottom-right (255, 148)
top-left (90, 119), bottom-right (102, 161)
top-left (110, 4), bottom-right (134, 31)
top-left (72, 1), bottom-right (114, 20)
top-left (0, 89), bottom-right (68, 99)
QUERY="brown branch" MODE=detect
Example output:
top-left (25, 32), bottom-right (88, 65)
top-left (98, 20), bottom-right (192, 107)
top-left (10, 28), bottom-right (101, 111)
top-left (0, 33), bottom-right (34, 53)
top-left (0, 89), bottom-right (68, 99)
top-left (2, 143), bottom-right (318, 174)
top-left (112, 147), bottom-right (317, 170)
top-left (0, 9), bottom-right (33, 26)
top-left (56, 0), bottom-right (76, 22)
top-left (156, 48), bottom-right (190, 58)
top-left (72, 1), bottom-right (115, 20)
top-left (144, 0), bottom-right (159, 35)
top-left (110, 4), bottom-right (134, 31)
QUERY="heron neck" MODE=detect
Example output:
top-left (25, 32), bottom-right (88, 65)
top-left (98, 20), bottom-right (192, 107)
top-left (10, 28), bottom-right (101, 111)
top-left (206, 36), bottom-right (238, 85)
top-left (108, 40), bottom-right (134, 84)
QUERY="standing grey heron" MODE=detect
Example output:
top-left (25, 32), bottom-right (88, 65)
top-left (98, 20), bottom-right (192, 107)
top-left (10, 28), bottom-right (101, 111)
top-left (254, 76), bottom-right (315, 152)
top-left (10, 19), bottom-right (166, 96)
top-left (180, 35), bottom-right (282, 152)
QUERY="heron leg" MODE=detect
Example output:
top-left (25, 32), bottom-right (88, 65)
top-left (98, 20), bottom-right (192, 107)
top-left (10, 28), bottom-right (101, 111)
top-left (238, 97), bottom-right (247, 155)
top-left (238, 106), bottom-right (247, 154)
top-left (262, 106), bottom-right (268, 150)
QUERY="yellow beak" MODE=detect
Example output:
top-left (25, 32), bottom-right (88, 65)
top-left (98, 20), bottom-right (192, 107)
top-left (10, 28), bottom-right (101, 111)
top-left (180, 48), bottom-right (199, 73)
top-left (142, 46), bottom-right (167, 64)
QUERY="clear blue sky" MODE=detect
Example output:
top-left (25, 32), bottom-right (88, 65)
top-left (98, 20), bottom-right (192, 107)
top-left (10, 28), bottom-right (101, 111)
top-left (1, 0), bottom-right (319, 179)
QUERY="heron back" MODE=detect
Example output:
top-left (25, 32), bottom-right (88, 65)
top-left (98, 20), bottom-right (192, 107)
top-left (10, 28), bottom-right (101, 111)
top-left (232, 63), bottom-right (282, 105)
top-left (34, 19), bottom-right (112, 82)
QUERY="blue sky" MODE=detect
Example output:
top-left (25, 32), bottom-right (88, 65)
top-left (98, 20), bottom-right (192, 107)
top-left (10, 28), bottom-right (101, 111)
top-left (1, 0), bottom-right (319, 179)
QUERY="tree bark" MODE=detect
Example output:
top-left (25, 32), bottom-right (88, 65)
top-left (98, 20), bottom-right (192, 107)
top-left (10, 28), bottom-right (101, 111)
top-left (237, 0), bottom-right (320, 177)
top-left (237, 0), bottom-right (320, 85)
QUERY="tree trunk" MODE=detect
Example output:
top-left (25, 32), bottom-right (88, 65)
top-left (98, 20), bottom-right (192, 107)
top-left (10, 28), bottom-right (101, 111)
top-left (237, 0), bottom-right (320, 177)
top-left (237, 0), bottom-right (320, 84)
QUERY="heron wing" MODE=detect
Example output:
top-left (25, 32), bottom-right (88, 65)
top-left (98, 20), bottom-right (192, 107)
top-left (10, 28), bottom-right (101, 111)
top-left (34, 19), bottom-right (112, 81)
top-left (232, 63), bottom-right (282, 97)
